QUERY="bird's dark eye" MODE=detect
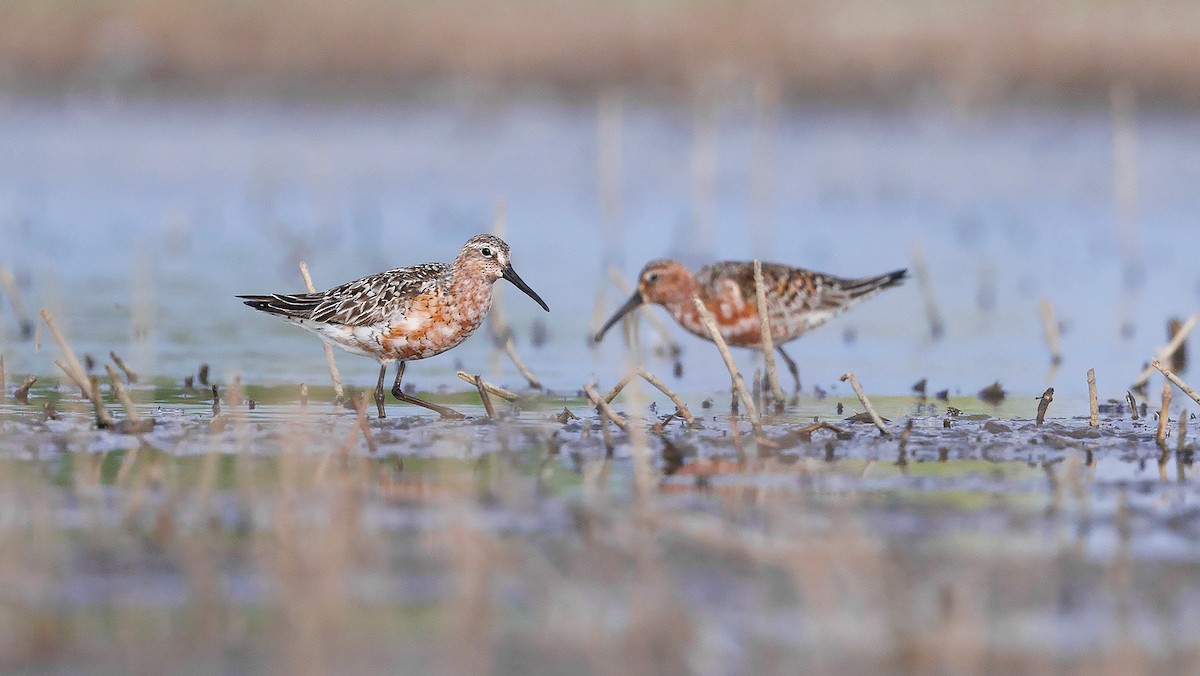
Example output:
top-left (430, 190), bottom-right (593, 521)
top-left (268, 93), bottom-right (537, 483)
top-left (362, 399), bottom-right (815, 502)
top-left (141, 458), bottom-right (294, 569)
top-left (647, 273), bottom-right (659, 283)
top-left (481, 247), bottom-right (492, 257)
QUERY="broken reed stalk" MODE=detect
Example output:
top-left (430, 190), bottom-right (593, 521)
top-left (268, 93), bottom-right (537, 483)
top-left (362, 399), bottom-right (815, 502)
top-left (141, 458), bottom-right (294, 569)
top-left (299, 261), bottom-right (345, 402)
top-left (455, 371), bottom-right (520, 402)
top-left (603, 369), bottom-right (638, 404)
top-left (1157, 381), bottom-right (1171, 446)
top-left (839, 372), bottom-right (890, 437)
top-left (502, 337), bottom-right (542, 389)
top-left (1126, 391), bottom-right (1139, 420)
top-left (909, 245), bottom-right (945, 340)
top-left (0, 268), bottom-right (32, 338)
top-left (691, 297), bottom-right (761, 433)
top-left (14, 376), bottom-right (35, 404)
top-left (753, 260), bottom-right (785, 404)
top-left (108, 351), bottom-right (138, 384)
top-left (54, 359), bottom-right (114, 428)
top-left (39, 309), bottom-right (88, 389)
top-left (1087, 368), bottom-right (1099, 427)
top-left (1152, 360), bottom-right (1200, 408)
top-left (583, 383), bottom-right (628, 431)
top-left (472, 375), bottom-right (496, 418)
top-left (1040, 299), bottom-right (1062, 366)
top-left (1036, 387), bottom-right (1054, 425)
top-left (635, 366), bottom-right (697, 427)
top-left (104, 364), bottom-right (141, 422)
top-left (1133, 314), bottom-right (1197, 389)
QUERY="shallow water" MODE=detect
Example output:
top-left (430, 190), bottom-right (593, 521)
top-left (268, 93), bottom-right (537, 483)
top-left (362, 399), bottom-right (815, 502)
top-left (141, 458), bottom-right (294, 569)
top-left (2, 95), bottom-right (1199, 411)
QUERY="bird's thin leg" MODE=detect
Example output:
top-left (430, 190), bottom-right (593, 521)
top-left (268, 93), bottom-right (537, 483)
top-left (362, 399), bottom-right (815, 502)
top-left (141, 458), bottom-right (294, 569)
top-left (776, 345), bottom-right (801, 393)
top-left (374, 363), bottom-right (388, 419)
top-left (390, 361), bottom-right (465, 420)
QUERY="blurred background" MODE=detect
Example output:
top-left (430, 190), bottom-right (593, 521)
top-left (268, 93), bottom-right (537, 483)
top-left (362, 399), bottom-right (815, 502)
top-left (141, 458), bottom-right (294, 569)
top-left (3, 0), bottom-right (1200, 403)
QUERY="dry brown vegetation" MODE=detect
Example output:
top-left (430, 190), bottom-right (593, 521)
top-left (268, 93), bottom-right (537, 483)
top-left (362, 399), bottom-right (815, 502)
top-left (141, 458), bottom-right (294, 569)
top-left (3, 0), bottom-right (1200, 103)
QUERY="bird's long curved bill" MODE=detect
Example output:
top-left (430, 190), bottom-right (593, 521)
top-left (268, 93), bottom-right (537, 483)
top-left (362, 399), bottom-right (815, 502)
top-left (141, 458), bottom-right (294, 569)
top-left (502, 264), bottom-right (550, 312)
top-left (593, 292), bottom-right (644, 342)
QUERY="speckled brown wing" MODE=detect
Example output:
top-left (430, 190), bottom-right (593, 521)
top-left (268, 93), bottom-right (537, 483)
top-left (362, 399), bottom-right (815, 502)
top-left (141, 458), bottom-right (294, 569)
top-left (238, 263), bottom-right (448, 326)
top-left (697, 261), bottom-right (907, 332)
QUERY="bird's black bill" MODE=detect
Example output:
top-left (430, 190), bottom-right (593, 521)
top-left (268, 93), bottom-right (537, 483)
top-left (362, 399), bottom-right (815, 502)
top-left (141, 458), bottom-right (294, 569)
top-left (501, 264), bottom-right (550, 312)
top-left (593, 292), bottom-right (644, 342)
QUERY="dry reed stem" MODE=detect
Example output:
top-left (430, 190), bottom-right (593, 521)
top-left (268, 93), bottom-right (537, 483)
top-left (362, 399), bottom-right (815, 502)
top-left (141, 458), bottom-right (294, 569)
top-left (473, 374), bottom-right (496, 418)
top-left (1178, 407), bottom-right (1188, 452)
top-left (104, 364), bottom-right (141, 422)
top-left (108, 351), bottom-right (138, 384)
top-left (1157, 382), bottom-right (1171, 446)
top-left (1152, 360), bottom-right (1200, 408)
top-left (0, 268), bottom-right (31, 337)
top-left (692, 296), bottom-right (761, 433)
top-left (753, 260), bottom-right (785, 404)
top-left (622, 379), bottom-right (658, 498)
top-left (839, 372), bottom-right (890, 437)
top-left (455, 371), bottom-right (520, 402)
top-left (502, 337), bottom-right (542, 389)
top-left (1126, 391), bottom-right (1139, 420)
top-left (1088, 368), bottom-right (1099, 427)
top-left (583, 383), bottom-right (628, 431)
top-left (603, 369), bottom-right (638, 404)
top-left (606, 267), bottom-right (679, 352)
top-left (1133, 314), bottom-right (1197, 389)
top-left (1040, 299), bottom-right (1062, 366)
top-left (54, 359), bottom-right (114, 428)
top-left (636, 366), bottom-right (697, 427)
top-left (39, 309), bottom-right (88, 388)
top-left (909, 245), bottom-right (945, 340)
top-left (299, 261), bottom-right (345, 402)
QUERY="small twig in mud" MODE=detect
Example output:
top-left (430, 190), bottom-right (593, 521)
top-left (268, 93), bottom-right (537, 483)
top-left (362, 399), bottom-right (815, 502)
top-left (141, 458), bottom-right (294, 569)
top-left (1157, 381), bottom-right (1172, 447)
top-left (1126, 391), bottom-right (1139, 420)
top-left (1168, 317), bottom-right (1189, 373)
top-left (1040, 299), bottom-right (1062, 366)
top-left (299, 383), bottom-right (309, 407)
top-left (584, 383), bottom-right (628, 431)
top-left (692, 297), bottom-right (761, 433)
top-left (839, 372), bottom-right (890, 437)
top-left (1152, 360), bottom-right (1200, 408)
top-left (0, 268), bottom-right (33, 339)
top-left (14, 376), bottom-right (36, 404)
top-left (198, 363), bottom-right (210, 386)
top-left (1036, 387), bottom-right (1054, 426)
top-left (53, 359), bottom-right (114, 429)
top-left (1179, 408), bottom-right (1188, 452)
top-left (211, 385), bottom-right (221, 417)
top-left (455, 371), bottom-right (520, 402)
top-left (300, 261), bottom-right (345, 403)
top-left (1087, 368), bottom-right (1099, 427)
top-left (502, 337), bottom-right (542, 389)
top-left (636, 366), bottom-right (699, 427)
top-left (472, 375), bottom-right (496, 418)
top-left (108, 351), bottom-right (138, 384)
top-left (896, 419), bottom-right (913, 466)
top-left (909, 244), bottom-right (944, 340)
top-left (1132, 314), bottom-right (1196, 390)
top-left (602, 369), bottom-right (638, 404)
top-left (796, 421), bottom-right (848, 441)
top-left (753, 260), bottom-right (785, 405)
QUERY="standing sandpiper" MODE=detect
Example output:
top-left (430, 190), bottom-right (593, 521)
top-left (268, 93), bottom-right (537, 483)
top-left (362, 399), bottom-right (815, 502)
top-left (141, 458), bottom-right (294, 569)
top-left (240, 234), bottom-right (549, 419)
top-left (594, 259), bottom-right (905, 391)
